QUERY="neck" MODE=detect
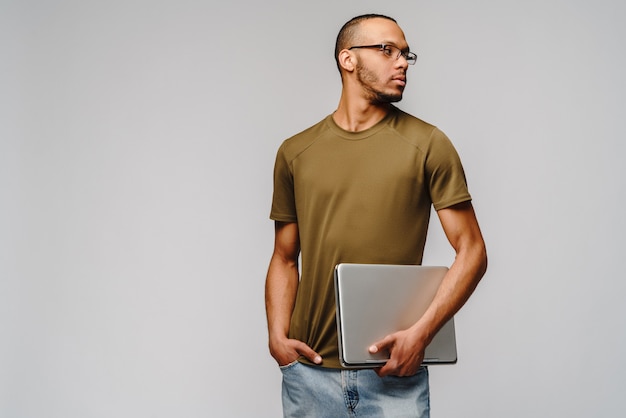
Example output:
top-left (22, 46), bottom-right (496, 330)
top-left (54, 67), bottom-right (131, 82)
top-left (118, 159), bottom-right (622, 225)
top-left (332, 90), bottom-right (392, 132)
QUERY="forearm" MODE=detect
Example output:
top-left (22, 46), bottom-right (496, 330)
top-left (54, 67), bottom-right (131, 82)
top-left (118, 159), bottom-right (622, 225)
top-left (415, 242), bottom-right (487, 342)
top-left (411, 202), bottom-right (488, 343)
top-left (265, 254), bottom-right (299, 342)
top-left (265, 253), bottom-right (323, 365)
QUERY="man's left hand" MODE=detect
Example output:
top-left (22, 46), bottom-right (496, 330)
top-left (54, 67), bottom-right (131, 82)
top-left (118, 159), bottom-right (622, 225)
top-left (368, 328), bottom-right (427, 377)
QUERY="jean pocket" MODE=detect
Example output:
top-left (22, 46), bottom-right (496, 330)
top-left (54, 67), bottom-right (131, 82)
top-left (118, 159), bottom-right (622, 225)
top-left (279, 359), bottom-right (300, 372)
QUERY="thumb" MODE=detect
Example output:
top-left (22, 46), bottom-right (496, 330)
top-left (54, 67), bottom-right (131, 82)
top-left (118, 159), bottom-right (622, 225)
top-left (369, 334), bottom-right (395, 354)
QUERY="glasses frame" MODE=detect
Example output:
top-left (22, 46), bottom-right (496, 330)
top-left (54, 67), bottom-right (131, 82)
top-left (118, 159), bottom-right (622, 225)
top-left (348, 44), bottom-right (417, 65)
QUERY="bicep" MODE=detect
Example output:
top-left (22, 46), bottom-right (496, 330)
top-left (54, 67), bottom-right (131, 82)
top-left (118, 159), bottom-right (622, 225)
top-left (436, 202), bottom-right (485, 254)
top-left (272, 221), bottom-right (300, 264)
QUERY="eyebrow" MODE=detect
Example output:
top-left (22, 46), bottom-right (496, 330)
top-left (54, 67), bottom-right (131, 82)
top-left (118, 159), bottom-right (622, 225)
top-left (382, 40), bottom-right (411, 52)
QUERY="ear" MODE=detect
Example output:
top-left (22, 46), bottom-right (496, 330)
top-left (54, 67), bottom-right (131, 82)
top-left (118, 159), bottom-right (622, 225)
top-left (337, 49), bottom-right (355, 73)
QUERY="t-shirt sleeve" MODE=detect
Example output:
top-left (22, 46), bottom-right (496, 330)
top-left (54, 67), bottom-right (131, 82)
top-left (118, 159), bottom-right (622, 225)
top-left (270, 143), bottom-right (298, 222)
top-left (426, 128), bottom-right (472, 211)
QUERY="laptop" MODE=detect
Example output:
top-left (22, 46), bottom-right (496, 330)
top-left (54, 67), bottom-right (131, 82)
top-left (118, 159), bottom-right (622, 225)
top-left (334, 263), bottom-right (458, 368)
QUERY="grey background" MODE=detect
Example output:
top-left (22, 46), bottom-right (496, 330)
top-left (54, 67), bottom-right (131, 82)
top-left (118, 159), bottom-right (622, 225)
top-left (2, 0), bottom-right (625, 417)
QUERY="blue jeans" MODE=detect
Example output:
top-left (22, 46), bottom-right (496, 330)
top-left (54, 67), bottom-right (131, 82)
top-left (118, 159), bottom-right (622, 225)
top-left (280, 361), bottom-right (430, 418)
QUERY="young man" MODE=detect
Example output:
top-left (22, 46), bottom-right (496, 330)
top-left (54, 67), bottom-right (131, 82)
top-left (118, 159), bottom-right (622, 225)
top-left (265, 14), bottom-right (487, 417)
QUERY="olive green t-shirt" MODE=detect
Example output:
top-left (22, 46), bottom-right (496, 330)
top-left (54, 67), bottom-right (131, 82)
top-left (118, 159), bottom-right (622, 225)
top-left (270, 106), bottom-right (471, 369)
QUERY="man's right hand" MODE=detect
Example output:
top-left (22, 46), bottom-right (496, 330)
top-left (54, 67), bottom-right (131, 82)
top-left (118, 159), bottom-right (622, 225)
top-left (270, 336), bottom-right (322, 366)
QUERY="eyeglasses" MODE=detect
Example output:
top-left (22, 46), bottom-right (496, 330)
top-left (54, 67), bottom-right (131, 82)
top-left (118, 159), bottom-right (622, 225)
top-left (348, 44), bottom-right (417, 65)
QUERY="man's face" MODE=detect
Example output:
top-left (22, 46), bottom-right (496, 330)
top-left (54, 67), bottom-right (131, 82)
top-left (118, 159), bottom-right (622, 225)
top-left (352, 19), bottom-right (411, 104)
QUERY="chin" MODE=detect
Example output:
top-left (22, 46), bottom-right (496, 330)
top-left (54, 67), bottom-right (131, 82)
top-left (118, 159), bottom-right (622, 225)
top-left (373, 92), bottom-right (403, 104)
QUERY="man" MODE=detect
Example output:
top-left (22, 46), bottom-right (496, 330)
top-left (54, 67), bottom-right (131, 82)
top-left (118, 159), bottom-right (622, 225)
top-left (265, 14), bottom-right (487, 417)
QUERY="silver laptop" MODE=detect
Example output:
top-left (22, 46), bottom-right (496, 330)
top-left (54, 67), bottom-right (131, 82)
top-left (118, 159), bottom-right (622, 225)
top-left (334, 263), bottom-right (457, 368)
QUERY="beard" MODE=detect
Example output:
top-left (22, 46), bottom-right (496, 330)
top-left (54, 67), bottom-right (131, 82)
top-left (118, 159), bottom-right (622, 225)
top-left (356, 63), bottom-right (404, 104)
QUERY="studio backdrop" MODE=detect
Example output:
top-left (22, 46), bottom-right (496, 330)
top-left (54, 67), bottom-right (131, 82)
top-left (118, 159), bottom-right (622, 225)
top-left (1, 0), bottom-right (625, 417)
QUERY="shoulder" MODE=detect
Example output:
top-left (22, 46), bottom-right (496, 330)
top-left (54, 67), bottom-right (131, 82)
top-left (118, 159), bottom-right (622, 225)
top-left (277, 116), bottom-right (331, 162)
top-left (387, 107), bottom-right (452, 151)
top-left (389, 107), bottom-right (437, 135)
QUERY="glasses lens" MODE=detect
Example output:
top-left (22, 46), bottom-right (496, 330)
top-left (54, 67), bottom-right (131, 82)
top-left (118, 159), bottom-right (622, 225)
top-left (381, 45), bottom-right (395, 58)
top-left (405, 52), bottom-right (417, 65)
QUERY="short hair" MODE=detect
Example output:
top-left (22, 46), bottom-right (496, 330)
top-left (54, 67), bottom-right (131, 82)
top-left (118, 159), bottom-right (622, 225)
top-left (334, 14), bottom-right (398, 74)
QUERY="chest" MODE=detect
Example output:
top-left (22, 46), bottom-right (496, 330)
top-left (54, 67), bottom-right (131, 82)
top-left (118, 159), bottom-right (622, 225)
top-left (293, 137), bottom-right (426, 200)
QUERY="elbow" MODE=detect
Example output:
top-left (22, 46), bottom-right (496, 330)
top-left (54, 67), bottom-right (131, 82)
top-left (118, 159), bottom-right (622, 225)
top-left (460, 239), bottom-right (487, 282)
top-left (476, 242), bottom-right (488, 280)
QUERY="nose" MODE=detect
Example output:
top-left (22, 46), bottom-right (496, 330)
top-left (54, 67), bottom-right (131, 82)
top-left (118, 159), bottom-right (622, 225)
top-left (396, 54), bottom-right (409, 70)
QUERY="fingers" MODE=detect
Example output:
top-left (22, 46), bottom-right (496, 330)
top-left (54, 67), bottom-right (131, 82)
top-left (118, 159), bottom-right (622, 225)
top-left (295, 340), bottom-right (322, 364)
top-left (369, 335), bottom-right (396, 377)
top-left (375, 364), bottom-right (392, 377)
top-left (376, 357), bottom-right (421, 377)
top-left (273, 339), bottom-right (322, 366)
